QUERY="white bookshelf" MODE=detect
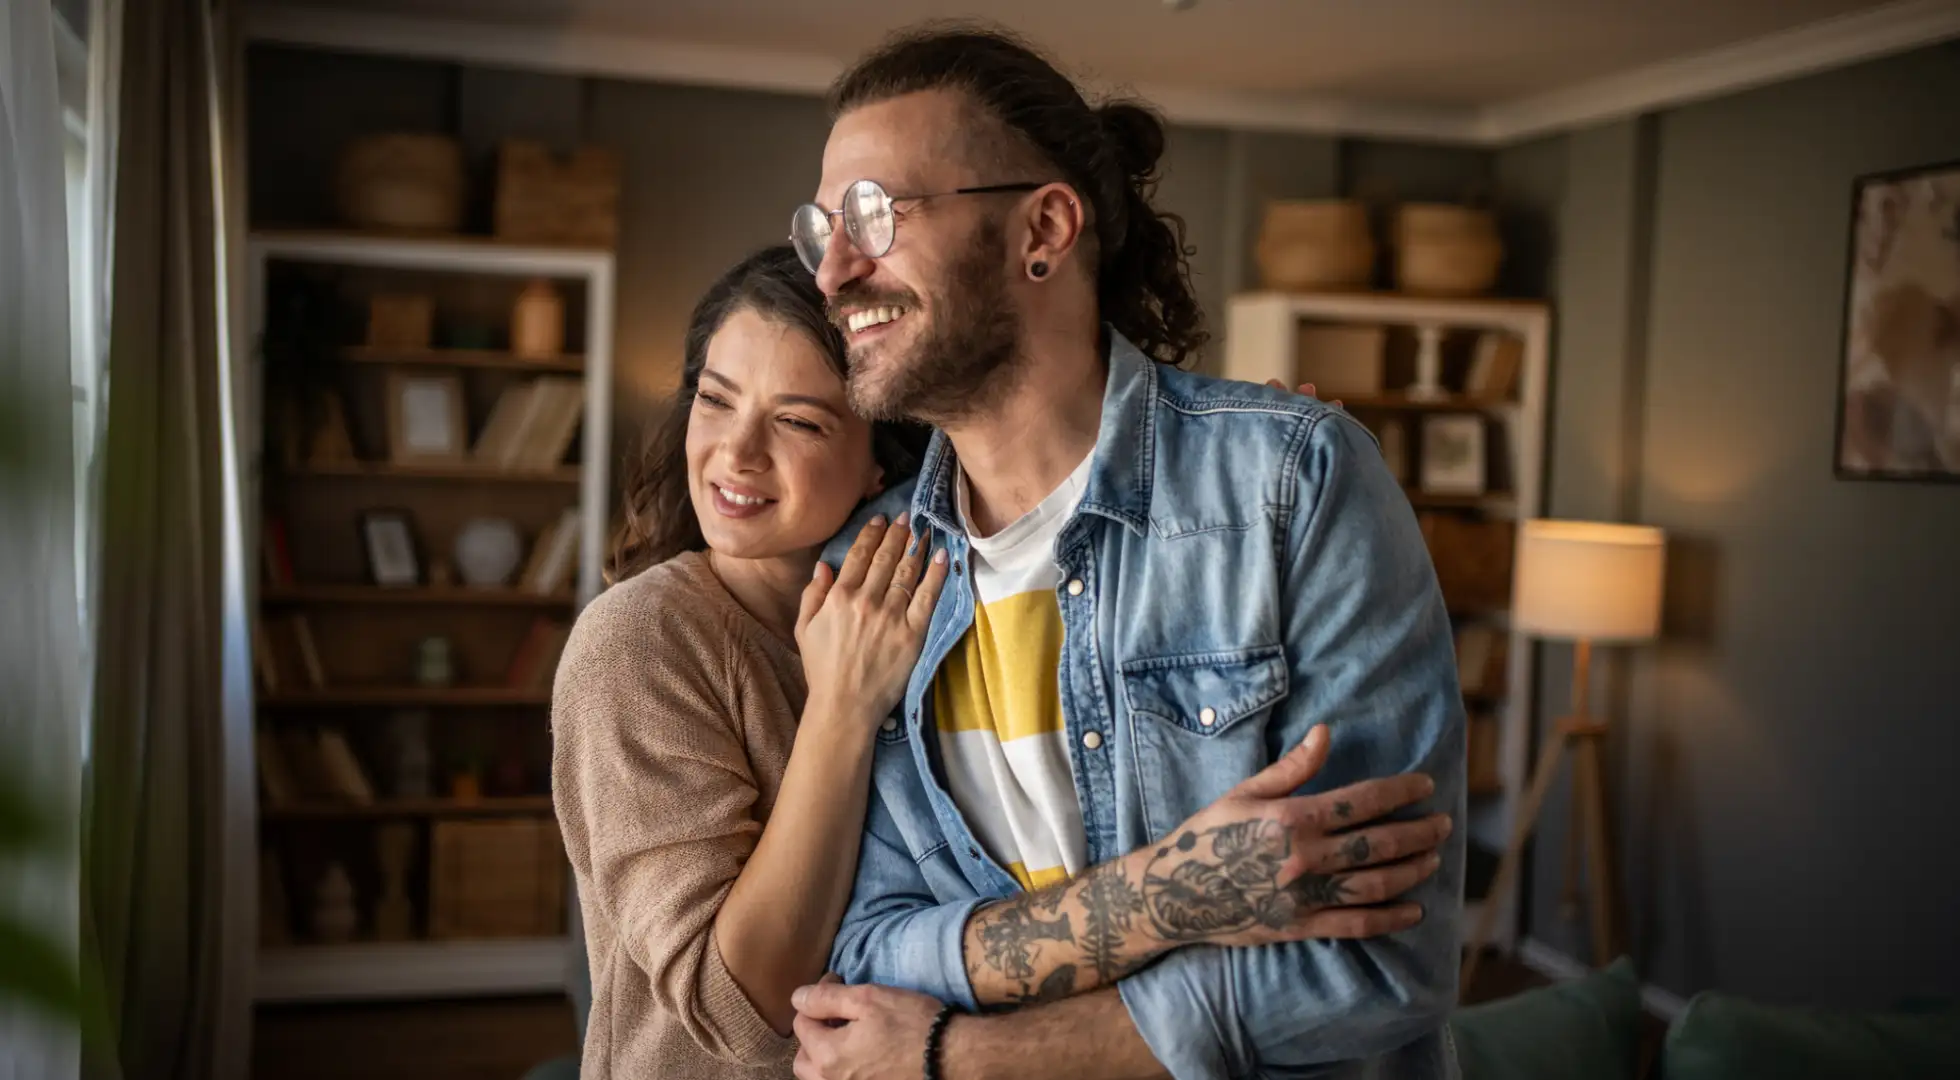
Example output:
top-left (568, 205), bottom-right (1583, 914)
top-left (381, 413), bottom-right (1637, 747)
top-left (233, 231), bottom-right (613, 1002)
top-left (1224, 290), bottom-right (1553, 952)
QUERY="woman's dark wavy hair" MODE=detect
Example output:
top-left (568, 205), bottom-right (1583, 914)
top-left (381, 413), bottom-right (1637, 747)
top-left (607, 244), bottom-right (929, 584)
top-left (827, 22), bottom-right (1208, 368)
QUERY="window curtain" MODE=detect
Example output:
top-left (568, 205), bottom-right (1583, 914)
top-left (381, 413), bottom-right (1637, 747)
top-left (1, 0), bottom-right (87, 1069)
top-left (79, 0), bottom-right (251, 1076)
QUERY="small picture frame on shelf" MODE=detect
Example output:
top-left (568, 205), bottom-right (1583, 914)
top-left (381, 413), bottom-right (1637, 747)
top-left (361, 509), bottom-right (422, 586)
top-left (385, 371), bottom-right (468, 463)
top-left (1420, 414), bottom-right (1487, 495)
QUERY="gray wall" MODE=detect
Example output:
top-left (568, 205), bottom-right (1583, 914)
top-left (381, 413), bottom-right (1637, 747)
top-left (1522, 42), bottom-right (1960, 1007)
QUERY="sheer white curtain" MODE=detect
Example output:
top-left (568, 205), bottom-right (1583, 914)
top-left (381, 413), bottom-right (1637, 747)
top-left (1, 0), bottom-right (89, 1076)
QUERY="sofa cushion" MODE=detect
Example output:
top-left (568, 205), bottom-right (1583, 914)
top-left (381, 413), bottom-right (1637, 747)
top-left (1663, 993), bottom-right (1960, 1080)
top-left (1449, 956), bottom-right (1643, 1080)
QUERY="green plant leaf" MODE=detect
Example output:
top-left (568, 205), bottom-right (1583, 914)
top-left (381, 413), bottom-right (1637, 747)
top-left (0, 776), bottom-right (58, 854)
top-left (0, 914), bottom-right (81, 1021)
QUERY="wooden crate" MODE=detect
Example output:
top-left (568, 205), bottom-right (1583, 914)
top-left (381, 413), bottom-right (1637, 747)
top-left (492, 141), bottom-right (620, 248)
top-left (428, 817), bottom-right (565, 939)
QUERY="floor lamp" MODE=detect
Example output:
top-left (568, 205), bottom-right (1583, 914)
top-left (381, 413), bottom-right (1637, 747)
top-left (1463, 519), bottom-right (1665, 990)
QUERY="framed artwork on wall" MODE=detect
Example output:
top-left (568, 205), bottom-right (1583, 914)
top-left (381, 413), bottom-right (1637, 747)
top-left (1834, 158), bottom-right (1960, 483)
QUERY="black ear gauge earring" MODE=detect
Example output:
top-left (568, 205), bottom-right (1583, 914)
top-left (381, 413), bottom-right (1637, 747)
top-left (1030, 260), bottom-right (1049, 279)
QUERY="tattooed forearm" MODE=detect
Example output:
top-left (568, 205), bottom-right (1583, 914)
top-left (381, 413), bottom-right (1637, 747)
top-left (1076, 860), bottom-right (1148, 983)
top-left (1141, 820), bottom-right (1350, 941)
top-left (1010, 964), bottom-right (1078, 1006)
top-left (973, 896), bottom-right (1075, 982)
top-left (962, 853), bottom-right (1174, 1006)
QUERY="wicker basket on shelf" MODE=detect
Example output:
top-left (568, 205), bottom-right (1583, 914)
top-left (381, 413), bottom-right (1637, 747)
top-left (428, 817), bottom-right (565, 939)
top-left (493, 140), bottom-right (621, 248)
top-left (334, 134), bottom-right (466, 233)
top-left (1394, 203), bottom-right (1503, 296)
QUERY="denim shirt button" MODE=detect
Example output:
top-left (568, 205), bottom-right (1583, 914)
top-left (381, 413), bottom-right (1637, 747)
top-left (1066, 578), bottom-right (1084, 596)
top-left (881, 717), bottom-right (898, 733)
top-left (1199, 707), bottom-right (1217, 727)
top-left (1082, 730), bottom-right (1104, 750)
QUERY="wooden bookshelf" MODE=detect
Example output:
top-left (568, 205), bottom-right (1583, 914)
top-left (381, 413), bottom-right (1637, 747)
top-left (262, 585), bottom-right (575, 609)
top-left (261, 797), bottom-right (553, 821)
top-left (260, 687), bottom-right (554, 709)
top-left (345, 345), bottom-right (585, 375)
top-left (284, 461), bottom-right (581, 484)
top-left (243, 232), bottom-right (612, 1001)
top-left (1224, 289), bottom-right (1550, 954)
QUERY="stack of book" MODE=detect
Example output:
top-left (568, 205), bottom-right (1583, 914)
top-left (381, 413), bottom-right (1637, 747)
top-left (473, 377), bottom-right (586, 470)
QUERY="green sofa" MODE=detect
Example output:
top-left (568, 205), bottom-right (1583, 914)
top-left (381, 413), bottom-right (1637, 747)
top-left (1449, 957), bottom-right (1960, 1080)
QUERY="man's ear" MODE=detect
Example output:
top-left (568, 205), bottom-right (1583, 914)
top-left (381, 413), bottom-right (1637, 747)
top-left (1021, 182), bottom-right (1085, 276)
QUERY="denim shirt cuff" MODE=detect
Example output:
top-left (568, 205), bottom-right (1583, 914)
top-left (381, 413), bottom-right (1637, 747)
top-left (923, 896), bottom-right (987, 1012)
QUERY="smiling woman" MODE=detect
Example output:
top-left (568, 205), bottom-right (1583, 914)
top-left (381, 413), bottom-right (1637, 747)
top-left (552, 244), bottom-right (947, 1080)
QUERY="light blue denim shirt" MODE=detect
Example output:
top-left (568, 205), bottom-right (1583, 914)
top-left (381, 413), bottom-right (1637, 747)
top-left (821, 330), bottom-right (1466, 1080)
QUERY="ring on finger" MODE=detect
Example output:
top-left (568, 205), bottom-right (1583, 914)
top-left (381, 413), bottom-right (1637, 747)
top-left (888, 580), bottom-right (915, 598)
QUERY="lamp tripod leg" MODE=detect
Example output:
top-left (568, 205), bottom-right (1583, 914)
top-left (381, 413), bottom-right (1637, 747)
top-left (1462, 720), bottom-right (1571, 992)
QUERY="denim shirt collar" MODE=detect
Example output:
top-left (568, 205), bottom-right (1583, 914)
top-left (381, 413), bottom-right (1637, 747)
top-left (909, 326), bottom-right (1158, 538)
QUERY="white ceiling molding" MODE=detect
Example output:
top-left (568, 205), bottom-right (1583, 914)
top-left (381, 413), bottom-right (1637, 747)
top-left (1475, 0), bottom-right (1960, 143)
top-left (247, 1), bottom-right (1960, 146)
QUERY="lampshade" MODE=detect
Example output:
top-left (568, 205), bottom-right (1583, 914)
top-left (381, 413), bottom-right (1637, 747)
top-left (1512, 519), bottom-right (1666, 643)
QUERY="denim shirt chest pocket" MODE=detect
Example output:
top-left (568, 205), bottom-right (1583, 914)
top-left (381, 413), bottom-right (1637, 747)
top-left (1119, 645), bottom-right (1289, 838)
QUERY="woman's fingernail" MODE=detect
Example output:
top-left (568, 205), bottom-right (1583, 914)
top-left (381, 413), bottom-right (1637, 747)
top-left (813, 562), bottom-right (824, 579)
top-left (895, 511), bottom-right (910, 526)
top-left (933, 548), bottom-right (948, 564)
top-left (870, 514), bottom-right (887, 527)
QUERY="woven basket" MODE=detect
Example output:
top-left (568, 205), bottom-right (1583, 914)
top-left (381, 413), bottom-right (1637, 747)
top-left (1394, 204), bottom-right (1502, 296)
top-left (334, 134), bottom-right (466, 233)
top-left (428, 818), bottom-right (565, 939)
top-left (1254, 199), bottom-right (1376, 291)
top-left (493, 140), bottom-right (621, 247)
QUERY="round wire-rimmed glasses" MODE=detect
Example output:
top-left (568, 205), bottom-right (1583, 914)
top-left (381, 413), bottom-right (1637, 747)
top-left (789, 178), bottom-right (1049, 273)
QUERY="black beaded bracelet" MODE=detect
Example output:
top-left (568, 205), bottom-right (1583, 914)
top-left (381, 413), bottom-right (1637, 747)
top-left (922, 1002), bottom-right (957, 1080)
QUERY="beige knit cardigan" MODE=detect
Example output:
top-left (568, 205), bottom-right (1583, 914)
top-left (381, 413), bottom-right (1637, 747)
top-left (552, 551), bottom-right (805, 1080)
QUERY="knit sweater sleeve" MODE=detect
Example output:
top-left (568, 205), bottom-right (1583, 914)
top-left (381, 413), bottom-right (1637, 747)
top-left (551, 571), bottom-right (795, 1065)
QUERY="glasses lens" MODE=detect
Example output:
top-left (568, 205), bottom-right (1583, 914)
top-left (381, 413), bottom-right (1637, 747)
top-left (843, 180), bottom-right (895, 259)
top-left (790, 203), bottom-right (831, 274)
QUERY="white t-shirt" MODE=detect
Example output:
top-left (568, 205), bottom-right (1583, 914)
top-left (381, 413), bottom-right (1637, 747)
top-left (932, 453), bottom-right (1094, 890)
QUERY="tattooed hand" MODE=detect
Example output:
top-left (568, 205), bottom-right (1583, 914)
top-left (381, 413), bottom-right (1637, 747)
top-left (959, 724), bottom-right (1450, 1007)
top-left (1143, 724), bottom-right (1449, 947)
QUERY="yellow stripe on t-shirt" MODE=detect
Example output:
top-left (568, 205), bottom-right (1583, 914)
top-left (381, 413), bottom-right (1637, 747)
top-left (1004, 861), bottom-right (1072, 891)
top-left (933, 590), bottom-right (1067, 743)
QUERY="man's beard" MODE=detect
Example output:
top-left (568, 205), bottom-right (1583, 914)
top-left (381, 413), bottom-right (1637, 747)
top-left (843, 219), bottom-right (1021, 425)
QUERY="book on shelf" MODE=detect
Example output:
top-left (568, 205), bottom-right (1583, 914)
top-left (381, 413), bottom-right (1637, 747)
top-left (262, 517), bottom-right (295, 586)
top-left (253, 620), bottom-right (282, 692)
top-left (473, 377), bottom-right (584, 471)
top-left (256, 729), bottom-right (300, 808)
top-left (1467, 333), bottom-right (1523, 401)
top-left (316, 729), bottom-right (377, 805)
top-left (505, 616), bottom-right (572, 691)
top-left (519, 507), bottom-right (580, 595)
top-left (290, 615), bottom-right (327, 689)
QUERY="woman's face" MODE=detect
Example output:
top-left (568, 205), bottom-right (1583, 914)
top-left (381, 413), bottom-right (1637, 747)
top-left (686, 307), bottom-right (883, 562)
